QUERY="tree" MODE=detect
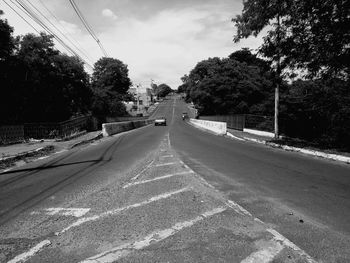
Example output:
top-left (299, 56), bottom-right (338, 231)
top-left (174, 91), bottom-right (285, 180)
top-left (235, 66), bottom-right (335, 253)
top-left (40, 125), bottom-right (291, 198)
top-left (92, 57), bottom-right (131, 95)
top-left (155, 83), bottom-right (172, 98)
top-left (280, 78), bottom-right (350, 150)
top-left (232, 0), bottom-right (289, 138)
top-left (91, 57), bottom-right (131, 117)
top-left (182, 52), bottom-right (274, 115)
top-left (0, 10), bottom-right (15, 60)
top-left (232, 0), bottom-right (350, 136)
top-left (0, 32), bottom-right (91, 123)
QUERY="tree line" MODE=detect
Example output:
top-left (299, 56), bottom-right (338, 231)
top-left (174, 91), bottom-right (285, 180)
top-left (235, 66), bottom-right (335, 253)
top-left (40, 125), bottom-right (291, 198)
top-left (0, 10), bottom-right (132, 124)
top-left (180, 0), bottom-right (349, 151)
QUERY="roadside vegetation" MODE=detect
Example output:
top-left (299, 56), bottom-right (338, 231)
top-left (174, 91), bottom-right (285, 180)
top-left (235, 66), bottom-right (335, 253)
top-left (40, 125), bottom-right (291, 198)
top-left (0, 10), bottom-right (132, 125)
top-left (179, 0), bottom-right (350, 151)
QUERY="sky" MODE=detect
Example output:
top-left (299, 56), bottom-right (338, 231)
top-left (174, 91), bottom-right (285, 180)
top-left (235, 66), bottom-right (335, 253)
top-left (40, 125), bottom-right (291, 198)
top-left (1, 0), bottom-right (265, 90)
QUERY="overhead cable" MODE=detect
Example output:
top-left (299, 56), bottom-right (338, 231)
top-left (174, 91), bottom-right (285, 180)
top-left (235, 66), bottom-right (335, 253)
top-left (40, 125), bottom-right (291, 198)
top-left (12, 0), bottom-right (93, 69)
top-left (69, 0), bottom-right (109, 57)
top-left (37, 0), bottom-right (95, 63)
top-left (3, 0), bottom-right (40, 33)
top-left (25, 0), bottom-right (94, 65)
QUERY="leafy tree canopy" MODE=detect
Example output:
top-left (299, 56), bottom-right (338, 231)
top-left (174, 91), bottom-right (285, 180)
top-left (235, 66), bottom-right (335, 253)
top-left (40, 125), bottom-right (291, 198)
top-left (155, 83), bottom-right (172, 98)
top-left (92, 57), bottom-right (131, 95)
top-left (0, 31), bottom-right (91, 123)
top-left (233, 0), bottom-right (350, 79)
top-left (0, 10), bottom-right (15, 60)
top-left (91, 57), bottom-right (131, 117)
top-left (182, 50), bottom-right (275, 115)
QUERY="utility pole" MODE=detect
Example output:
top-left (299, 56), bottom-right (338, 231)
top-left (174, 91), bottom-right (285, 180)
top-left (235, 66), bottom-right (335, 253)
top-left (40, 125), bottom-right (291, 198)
top-left (136, 84), bottom-right (140, 114)
top-left (274, 10), bottom-right (281, 139)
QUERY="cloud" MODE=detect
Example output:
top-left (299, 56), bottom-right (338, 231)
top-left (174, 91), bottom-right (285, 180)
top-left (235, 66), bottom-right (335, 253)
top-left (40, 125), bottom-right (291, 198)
top-left (97, 4), bottom-right (263, 89)
top-left (58, 20), bottom-right (82, 35)
top-left (1, 0), bottom-right (265, 90)
top-left (102, 9), bottom-right (118, 20)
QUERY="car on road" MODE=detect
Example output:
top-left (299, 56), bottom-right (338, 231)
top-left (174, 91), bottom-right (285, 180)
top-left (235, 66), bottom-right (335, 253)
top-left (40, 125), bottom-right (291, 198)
top-left (154, 117), bottom-right (166, 126)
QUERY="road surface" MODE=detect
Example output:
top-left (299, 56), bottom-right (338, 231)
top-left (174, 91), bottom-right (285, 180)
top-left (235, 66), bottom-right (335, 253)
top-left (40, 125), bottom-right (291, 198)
top-left (0, 96), bottom-right (349, 262)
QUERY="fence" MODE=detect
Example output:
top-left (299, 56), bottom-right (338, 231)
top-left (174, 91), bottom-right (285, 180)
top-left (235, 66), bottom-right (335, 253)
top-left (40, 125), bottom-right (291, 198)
top-left (199, 114), bottom-right (274, 132)
top-left (0, 125), bottom-right (24, 144)
top-left (106, 116), bottom-right (149, 123)
top-left (24, 115), bottom-right (93, 139)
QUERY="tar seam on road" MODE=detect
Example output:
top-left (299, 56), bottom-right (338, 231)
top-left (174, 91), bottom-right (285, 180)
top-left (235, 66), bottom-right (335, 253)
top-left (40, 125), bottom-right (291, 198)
top-left (55, 187), bottom-right (191, 236)
top-left (122, 171), bottom-right (194, 189)
top-left (130, 159), bottom-right (155, 181)
top-left (79, 207), bottom-right (226, 263)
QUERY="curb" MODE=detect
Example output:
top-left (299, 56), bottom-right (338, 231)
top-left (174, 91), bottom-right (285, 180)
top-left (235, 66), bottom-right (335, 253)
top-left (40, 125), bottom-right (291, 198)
top-left (0, 145), bottom-right (55, 169)
top-left (226, 132), bottom-right (350, 164)
top-left (55, 130), bottom-right (87, 142)
top-left (70, 132), bottom-right (103, 149)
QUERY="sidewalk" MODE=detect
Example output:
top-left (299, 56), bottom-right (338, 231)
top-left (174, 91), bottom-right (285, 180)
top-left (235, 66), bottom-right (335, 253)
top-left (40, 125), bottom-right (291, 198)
top-left (0, 131), bottom-right (102, 170)
top-left (226, 128), bottom-right (350, 164)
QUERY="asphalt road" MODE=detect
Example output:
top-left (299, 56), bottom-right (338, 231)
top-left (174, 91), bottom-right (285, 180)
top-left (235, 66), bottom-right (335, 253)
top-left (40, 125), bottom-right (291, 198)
top-left (0, 96), bottom-right (349, 263)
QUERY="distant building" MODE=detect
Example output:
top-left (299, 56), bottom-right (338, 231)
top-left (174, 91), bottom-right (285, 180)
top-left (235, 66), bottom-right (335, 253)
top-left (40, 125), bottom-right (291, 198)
top-left (124, 86), bottom-right (153, 116)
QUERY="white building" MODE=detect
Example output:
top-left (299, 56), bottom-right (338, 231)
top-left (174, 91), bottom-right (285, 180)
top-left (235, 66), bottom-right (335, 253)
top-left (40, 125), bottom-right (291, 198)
top-left (125, 86), bottom-right (152, 116)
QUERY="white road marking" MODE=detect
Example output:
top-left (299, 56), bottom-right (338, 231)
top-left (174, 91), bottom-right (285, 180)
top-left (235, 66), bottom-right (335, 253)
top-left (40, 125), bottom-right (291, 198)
top-left (167, 133), bottom-right (171, 147)
top-left (122, 171), bottom-right (193, 189)
top-left (42, 208), bottom-right (90, 217)
top-left (240, 241), bottom-right (284, 263)
top-left (130, 160), bottom-right (155, 181)
top-left (54, 149), bottom-right (68, 154)
top-left (226, 200), bottom-right (252, 217)
top-left (79, 207), bottom-right (226, 263)
top-left (160, 154), bottom-right (173, 158)
top-left (37, 156), bottom-right (49, 160)
top-left (56, 187), bottom-right (190, 236)
top-left (151, 162), bottom-right (178, 167)
top-left (267, 229), bottom-right (317, 263)
top-left (8, 240), bottom-right (51, 263)
top-left (254, 218), bottom-right (265, 224)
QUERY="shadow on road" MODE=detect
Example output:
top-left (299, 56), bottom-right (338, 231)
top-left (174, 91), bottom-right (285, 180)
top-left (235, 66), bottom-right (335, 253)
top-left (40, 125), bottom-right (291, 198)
top-left (0, 134), bottom-right (125, 226)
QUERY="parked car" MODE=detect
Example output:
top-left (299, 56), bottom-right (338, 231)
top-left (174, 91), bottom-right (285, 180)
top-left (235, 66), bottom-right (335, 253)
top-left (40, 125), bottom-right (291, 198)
top-left (154, 117), bottom-right (166, 126)
top-left (182, 112), bottom-right (188, 120)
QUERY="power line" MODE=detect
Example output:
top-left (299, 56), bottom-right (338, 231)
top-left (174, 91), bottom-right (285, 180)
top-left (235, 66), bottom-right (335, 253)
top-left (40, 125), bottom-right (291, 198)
top-left (3, 0), bottom-right (40, 33)
top-left (25, 0), bottom-right (94, 65)
top-left (12, 0), bottom-right (94, 70)
top-left (11, 0), bottom-right (93, 70)
top-left (37, 0), bottom-right (95, 64)
top-left (69, 0), bottom-right (109, 57)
